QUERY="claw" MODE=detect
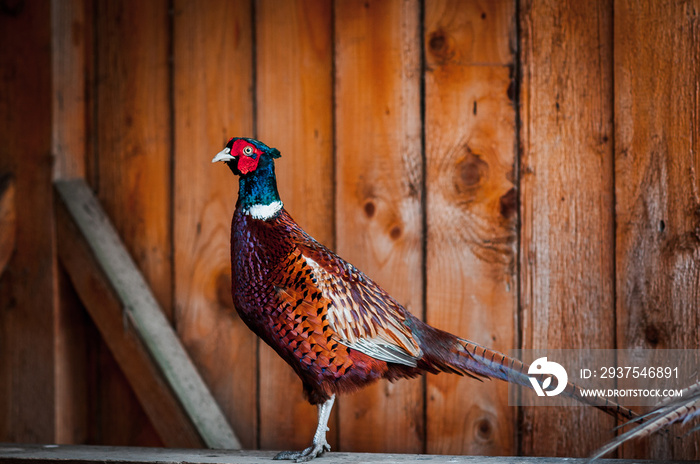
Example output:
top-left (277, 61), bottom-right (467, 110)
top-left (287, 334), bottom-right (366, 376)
top-left (273, 441), bottom-right (330, 462)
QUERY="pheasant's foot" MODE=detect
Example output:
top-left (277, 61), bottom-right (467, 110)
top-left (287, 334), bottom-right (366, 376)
top-left (273, 440), bottom-right (330, 462)
top-left (274, 395), bottom-right (335, 462)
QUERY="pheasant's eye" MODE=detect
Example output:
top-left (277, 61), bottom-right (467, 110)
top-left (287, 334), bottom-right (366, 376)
top-left (243, 146), bottom-right (254, 156)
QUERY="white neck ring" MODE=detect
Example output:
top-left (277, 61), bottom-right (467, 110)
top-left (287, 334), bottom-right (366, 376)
top-left (244, 201), bottom-right (283, 220)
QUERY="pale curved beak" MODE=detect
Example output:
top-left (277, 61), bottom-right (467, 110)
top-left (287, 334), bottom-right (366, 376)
top-left (212, 147), bottom-right (235, 163)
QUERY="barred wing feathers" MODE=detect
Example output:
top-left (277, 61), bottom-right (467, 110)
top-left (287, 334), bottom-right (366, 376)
top-left (273, 236), bottom-right (422, 368)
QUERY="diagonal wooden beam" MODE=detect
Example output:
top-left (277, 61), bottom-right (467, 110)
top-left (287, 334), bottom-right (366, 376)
top-left (54, 178), bottom-right (240, 450)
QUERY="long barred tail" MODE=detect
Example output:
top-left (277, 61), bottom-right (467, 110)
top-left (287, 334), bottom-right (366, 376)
top-left (444, 337), bottom-right (639, 421)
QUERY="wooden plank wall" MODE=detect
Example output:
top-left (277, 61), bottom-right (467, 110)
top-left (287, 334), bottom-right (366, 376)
top-left (0, 0), bottom-right (57, 445)
top-left (424, 0), bottom-right (516, 456)
top-left (0, 0), bottom-right (699, 460)
top-left (519, 0), bottom-right (617, 456)
top-left (614, 0), bottom-right (700, 459)
top-left (334, 0), bottom-right (423, 453)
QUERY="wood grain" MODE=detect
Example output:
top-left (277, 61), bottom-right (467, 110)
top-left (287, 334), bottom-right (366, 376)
top-left (424, 0), bottom-right (517, 456)
top-left (52, 0), bottom-right (87, 180)
top-left (334, 0), bottom-right (423, 453)
top-left (94, 0), bottom-right (172, 316)
top-left (519, 0), bottom-right (616, 456)
top-left (0, 0), bottom-right (58, 443)
top-left (172, 0), bottom-right (258, 450)
top-left (256, 0), bottom-right (335, 452)
top-left (614, 0), bottom-right (700, 460)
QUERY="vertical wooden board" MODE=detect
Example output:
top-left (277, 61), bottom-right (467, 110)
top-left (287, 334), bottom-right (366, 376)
top-left (519, 0), bottom-right (616, 456)
top-left (52, 0), bottom-right (91, 444)
top-left (424, 0), bottom-right (517, 456)
top-left (55, 267), bottom-right (91, 445)
top-left (334, 0), bottom-right (423, 453)
top-left (95, 0), bottom-right (172, 316)
top-left (256, 0), bottom-right (335, 451)
top-left (94, 0), bottom-right (170, 446)
top-left (0, 0), bottom-right (58, 443)
top-left (52, 0), bottom-right (87, 180)
top-left (84, 0), bottom-right (97, 187)
top-left (93, 345), bottom-right (164, 447)
top-left (614, 1), bottom-right (700, 460)
top-left (173, 0), bottom-right (258, 450)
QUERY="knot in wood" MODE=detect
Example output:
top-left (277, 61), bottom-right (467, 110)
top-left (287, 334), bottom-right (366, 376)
top-left (499, 187), bottom-right (517, 220)
top-left (363, 200), bottom-right (376, 218)
top-left (644, 324), bottom-right (662, 347)
top-left (389, 225), bottom-right (402, 240)
top-left (453, 146), bottom-right (488, 198)
top-left (474, 416), bottom-right (495, 442)
top-left (427, 29), bottom-right (455, 63)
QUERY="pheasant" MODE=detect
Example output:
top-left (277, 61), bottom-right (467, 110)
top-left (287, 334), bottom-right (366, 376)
top-left (213, 137), bottom-right (636, 462)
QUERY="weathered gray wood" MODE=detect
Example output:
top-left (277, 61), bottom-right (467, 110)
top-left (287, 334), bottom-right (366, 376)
top-left (0, 444), bottom-right (680, 464)
top-left (54, 179), bottom-right (239, 449)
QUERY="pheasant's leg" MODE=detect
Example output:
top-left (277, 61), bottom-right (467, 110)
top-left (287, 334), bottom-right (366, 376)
top-left (274, 395), bottom-right (335, 462)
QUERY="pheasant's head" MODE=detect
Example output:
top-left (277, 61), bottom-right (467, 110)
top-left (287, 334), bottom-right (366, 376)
top-left (212, 137), bottom-right (283, 217)
top-left (211, 137), bottom-right (280, 176)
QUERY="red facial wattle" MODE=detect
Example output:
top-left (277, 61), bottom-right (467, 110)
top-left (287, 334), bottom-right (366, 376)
top-left (237, 155), bottom-right (260, 174)
top-left (231, 139), bottom-right (262, 174)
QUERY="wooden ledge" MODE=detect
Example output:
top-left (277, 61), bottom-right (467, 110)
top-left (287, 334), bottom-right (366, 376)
top-left (0, 444), bottom-right (672, 464)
